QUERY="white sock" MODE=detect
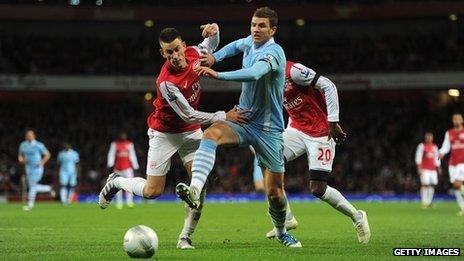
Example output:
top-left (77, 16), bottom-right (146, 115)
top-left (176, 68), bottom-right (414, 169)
top-left (126, 191), bottom-right (133, 205)
top-left (28, 185), bottom-right (37, 208)
top-left (114, 177), bottom-right (146, 197)
top-left (321, 186), bottom-right (360, 222)
top-left (35, 184), bottom-right (51, 193)
top-left (285, 200), bottom-right (294, 221)
top-left (115, 190), bottom-right (123, 205)
top-left (427, 187), bottom-right (435, 205)
top-left (179, 189), bottom-right (206, 239)
top-left (60, 187), bottom-right (67, 204)
top-left (420, 187), bottom-right (427, 205)
top-left (454, 189), bottom-right (464, 211)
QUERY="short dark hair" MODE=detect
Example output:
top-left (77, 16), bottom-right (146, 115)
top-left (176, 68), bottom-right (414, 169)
top-left (253, 6), bottom-right (278, 27)
top-left (158, 28), bottom-right (182, 44)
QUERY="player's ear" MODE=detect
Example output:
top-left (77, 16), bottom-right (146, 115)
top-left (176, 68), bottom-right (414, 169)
top-left (182, 41), bottom-right (187, 49)
top-left (270, 26), bottom-right (277, 36)
top-left (159, 48), bottom-right (167, 59)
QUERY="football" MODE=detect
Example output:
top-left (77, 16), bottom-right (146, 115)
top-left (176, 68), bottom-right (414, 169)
top-left (123, 225), bottom-right (159, 258)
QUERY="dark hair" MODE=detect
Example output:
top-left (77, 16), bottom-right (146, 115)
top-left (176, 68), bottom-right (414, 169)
top-left (253, 6), bottom-right (278, 27)
top-left (158, 28), bottom-right (182, 44)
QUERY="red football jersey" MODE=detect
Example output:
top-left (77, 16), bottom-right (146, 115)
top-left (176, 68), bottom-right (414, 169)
top-left (420, 143), bottom-right (439, 170)
top-left (147, 47), bottom-right (202, 133)
top-left (284, 61), bottom-right (329, 137)
top-left (448, 129), bottom-right (464, 165)
top-left (114, 140), bottom-right (134, 171)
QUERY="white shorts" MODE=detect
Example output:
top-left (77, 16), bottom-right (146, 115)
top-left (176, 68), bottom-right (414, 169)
top-left (146, 128), bottom-right (202, 176)
top-left (419, 169), bottom-right (438, 185)
top-left (114, 168), bottom-right (134, 179)
top-left (449, 164), bottom-right (464, 183)
top-left (283, 127), bottom-right (335, 172)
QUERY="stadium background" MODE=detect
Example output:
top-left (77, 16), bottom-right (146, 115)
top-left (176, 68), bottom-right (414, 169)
top-left (0, 0), bottom-right (463, 201)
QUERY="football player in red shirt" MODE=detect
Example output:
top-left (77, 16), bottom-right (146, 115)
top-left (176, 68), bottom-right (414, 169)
top-left (99, 24), bottom-right (247, 249)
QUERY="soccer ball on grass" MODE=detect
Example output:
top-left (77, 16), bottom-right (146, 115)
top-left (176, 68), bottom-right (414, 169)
top-left (123, 225), bottom-right (159, 258)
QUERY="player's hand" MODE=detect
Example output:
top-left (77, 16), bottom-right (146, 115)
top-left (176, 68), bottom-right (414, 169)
top-left (439, 153), bottom-right (445, 160)
top-left (194, 66), bottom-right (218, 79)
top-left (329, 122), bottom-right (347, 143)
top-left (200, 23), bottom-right (218, 38)
top-left (200, 51), bottom-right (216, 67)
top-left (417, 168), bottom-right (422, 176)
top-left (437, 167), bottom-right (443, 176)
top-left (225, 106), bottom-right (250, 124)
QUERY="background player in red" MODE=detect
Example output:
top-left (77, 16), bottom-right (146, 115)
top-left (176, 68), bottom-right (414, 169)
top-left (107, 131), bottom-right (139, 209)
top-left (415, 132), bottom-right (441, 208)
top-left (99, 24), bottom-right (247, 249)
top-left (264, 61), bottom-right (371, 243)
top-left (439, 113), bottom-right (464, 216)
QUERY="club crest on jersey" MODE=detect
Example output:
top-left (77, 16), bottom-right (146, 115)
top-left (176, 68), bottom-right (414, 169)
top-left (263, 53), bottom-right (274, 63)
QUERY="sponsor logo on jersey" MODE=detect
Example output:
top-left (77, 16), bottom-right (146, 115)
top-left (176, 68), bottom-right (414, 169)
top-left (300, 67), bottom-right (310, 79)
top-left (187, 81), bottom-right (201, 103)
top-left (283, 96), bottom-right (303, 110)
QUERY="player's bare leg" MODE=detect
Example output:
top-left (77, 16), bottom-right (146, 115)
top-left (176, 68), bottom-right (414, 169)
top-left (309, 174), bottom-right (370, 244)
top-left (177, 161), bottom-right (206, 249)
top-left (177, 123), bottom-right (239, 209)
top-left (452, 180), bottom-right (464, 216)
top-left (264, 169), bottom-right (301, 248)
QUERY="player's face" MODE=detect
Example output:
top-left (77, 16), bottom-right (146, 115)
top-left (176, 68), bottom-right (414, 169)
top-left (25, 130), bottom-right (35, 142)
top-left (160, 38), bottom-right (187, 70)
top-left (250, 17), bottom-right (276, 45)
top-left (424, 133), bottom-right (433, 143)
top-left (452, 114), bottom-right (463, 127)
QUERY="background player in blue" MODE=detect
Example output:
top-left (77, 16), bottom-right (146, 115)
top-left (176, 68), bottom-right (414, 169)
top-left (176, 7), bottom-right (301, 247)
top-left (18, 129), bottom-right (53, 211)
top-left (57, 143), bottom-right (80, 205)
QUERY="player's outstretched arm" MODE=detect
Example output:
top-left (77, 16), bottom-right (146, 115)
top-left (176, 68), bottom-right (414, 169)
top-left (195, 60), bottom-right (271, 82)
top-left (159, 81), bottom-right (248, 124)
top-left (201, 36), bottom-right (250, 67)
top-left (438, 131), bottom-right (450, 159)
top-left (197, 23), bottom-right (220, 55)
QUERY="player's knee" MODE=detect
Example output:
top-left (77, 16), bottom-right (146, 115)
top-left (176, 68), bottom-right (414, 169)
top-left (452, 182), bottom-right (462, 190)
top-left (203, 124), bottom-right (225, 141)
top-left (309, 179), bottom-right (328, 199)
top-left (143, 186), bottom-right (163, 199)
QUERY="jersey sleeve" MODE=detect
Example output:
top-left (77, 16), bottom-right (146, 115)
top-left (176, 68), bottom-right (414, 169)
top-left (415, 143), bottom-right (423, 165)
top-left (257, 48), bottom-right (281, 72)
top-left (213, 36), bottom-right (251, 63)
top-left (18, 143), bottom-right (25, 155)
top-left (107, 142), bottom-right (116, 168)
top-left (39, 142), bottom-right (49, 155)
top-left (74, 151), bottom-right (80, 163)
top-left (217, 60), bottom-right (271, 82)
top-left (159, 81), bottom-right (226, 124)
top-left (57, 151), bottom-right (63, 164)
top-left (290, 63), bottom-right (340, 122)
top-left (434, 145), bottom-right (441, 167)
top-left (439, 131), bottom-right (451, 155)
top-left (196, 23), bottom-right (220, 54)
top-left (128, 143), bottom-right (139, 170)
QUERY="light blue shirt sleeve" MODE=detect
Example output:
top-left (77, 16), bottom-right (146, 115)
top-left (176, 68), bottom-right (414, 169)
top-left (217, 61), bottom-right (271, 82)
top-left (213, 36), bottom-right (251, 63)
top-left (57, 152), bottom-right (63, 164)
top-left (38, 142), bottom-right (48, 155)
top-left (19, 143), bottom-right (25, 155)
top-left (74, 151), bottom-right (80, 163)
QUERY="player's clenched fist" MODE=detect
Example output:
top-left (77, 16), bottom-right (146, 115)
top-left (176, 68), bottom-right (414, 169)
top-left (200, 23), bottom-right (218, 38)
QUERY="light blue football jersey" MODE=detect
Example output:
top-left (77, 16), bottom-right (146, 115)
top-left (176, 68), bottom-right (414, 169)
top-left (58, 149), bottom-right (79, 173)
top-left (18, 140), bottom-right (48, 168)
top-left (214, 36), bottom-right (286, 132)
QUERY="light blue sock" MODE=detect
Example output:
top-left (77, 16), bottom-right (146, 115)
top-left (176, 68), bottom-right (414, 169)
top-left (190, 139), bottom-right (217, 192)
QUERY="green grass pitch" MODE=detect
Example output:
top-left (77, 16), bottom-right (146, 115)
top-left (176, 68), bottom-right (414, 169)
top-left (0, 201), bottom-right (463, 260)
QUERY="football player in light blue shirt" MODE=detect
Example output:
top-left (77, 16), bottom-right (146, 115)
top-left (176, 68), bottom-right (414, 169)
top-left (57, 143), bottom-right (80, 205)
top-left (18, 129), bottom-right (53, 211)
top-left (176, 7), bottom-right (301, 247)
